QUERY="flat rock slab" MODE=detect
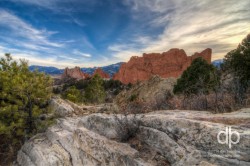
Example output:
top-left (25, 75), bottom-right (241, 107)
top-left (15, 109), bottom-right (250, 166)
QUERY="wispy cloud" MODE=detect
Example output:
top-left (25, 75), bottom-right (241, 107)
top-left (73, 49), bottom-right (92, 58)
top-left (0, 9), bottom-right (63, 48)
top-left (112, 0), bottom-right (250, 61)
top-left (0, 44), bottom-right (110, 68)
top-left (10, 0), bottom-right (101, 12)
top-left (9, 0), bottom-right (58, 10)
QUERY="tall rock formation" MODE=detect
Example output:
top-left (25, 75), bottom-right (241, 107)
top-left (61, 67), bottom-right (86, 80)
top-left (93, 68), bottom-right (110, 79)
top-left (113, 48), bottom-right (212, 84)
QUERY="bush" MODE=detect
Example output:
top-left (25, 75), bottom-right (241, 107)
top-left (53, 87), bottom-right (61, 94)
top-left (75, 79), bottom-right (89, 89)
top-left (114, 113), bottom-right (142, 142)
top-left (129, 94), bottom-right (138, 102)
top-left (62, 86), bottom-right (84, 103)
top-left (84, 74), bottom-right (106, 104)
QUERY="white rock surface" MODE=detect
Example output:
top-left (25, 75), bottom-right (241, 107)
top-left (15, 107), bottom-right (250, 166)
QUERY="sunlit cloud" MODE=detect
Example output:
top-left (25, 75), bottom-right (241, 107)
top-left (111, 0), bottom-right (250, 61)
top-left (0, 0), bottom-right (249, 68)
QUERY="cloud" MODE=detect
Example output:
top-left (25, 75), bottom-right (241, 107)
top-left (71, 17), bottom-right (86, 27)
top-left (112, 0), bottom-right (250, 61)
top-left (73, 49), bottom-right (92, 58)
top-left (0, 10), bottom-right (63, 48)
top-left (10, 0), bottom-right (101, 12)
top-left (9, 0), bottom-right (61, 11)
top-left (0, 45), bottom-right (112, 68)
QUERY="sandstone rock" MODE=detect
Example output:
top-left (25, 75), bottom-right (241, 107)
top-left (83, 72), bottom-right (91, 78)
top-left (113, 48), bottom-right (212, 84)
top-left (61, 66), bottom-right (86, 80)
top-left (93, 68), bottom-right (110, 79)
top-left (16, 108), bottom-right (250, 166)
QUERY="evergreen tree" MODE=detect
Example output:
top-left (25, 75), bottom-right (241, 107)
top-left (174, 57), bottom-right (219, 96)
top-left (223, 34), bottom-right (250, 104)
top-left (84, 74), bottom-right (106, 103)
top-left (0, 54), bottom-right (52, 162)
top-left (224, 34), bottom-right (250, 89)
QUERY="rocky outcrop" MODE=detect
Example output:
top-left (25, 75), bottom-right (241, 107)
top-left (16, 107), bottom-right (250, 166)
top-left (50, 97), bottom-right (107, 117)
top-left (115, 76), bottom-right (177, 109)
top-left (113, 48), bottom-right (212, 84)
top-left (93, 68), bottom-right (110, 79)
top-left (61, 67), bottom-right (86, 80)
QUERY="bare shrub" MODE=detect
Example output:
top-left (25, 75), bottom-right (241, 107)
top-left (119, 92), bottom-right (177, 114)
top-left (114, 113), bottom-right (143, 142)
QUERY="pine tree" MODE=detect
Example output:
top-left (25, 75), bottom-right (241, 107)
top-left (223, 34), bottom-right (250, 104)
top-left (174, 57), bottom-right (219, 96)
top-left (84, 74), bottom-right (106, 103)
top-left (0, 54), bottom-right (52, 163)
top-left (224, 34), bottom-right (250, 88)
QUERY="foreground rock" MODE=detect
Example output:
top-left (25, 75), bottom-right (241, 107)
top-left (16, 107), bottom-right (250, 166)
top-left (113, 48), bottom-right (212, 84)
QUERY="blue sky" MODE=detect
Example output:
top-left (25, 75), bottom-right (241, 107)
top-left (0, 0), bottom-right (249, 68)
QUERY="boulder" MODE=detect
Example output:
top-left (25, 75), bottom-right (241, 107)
top-left (113, 48), bottom-right (212, 84)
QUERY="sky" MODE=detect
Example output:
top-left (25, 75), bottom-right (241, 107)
top-left (0, 0), bottom-right (249, 68)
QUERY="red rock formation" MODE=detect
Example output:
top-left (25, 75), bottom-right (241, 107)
top-left (83, 73), bottom-right (91, 79)
top-left (61, 66), bottom-right (86, 80)
top-left (113, 48), bottom-right (212, 84)
top-left (92, 68), bottom-right (110, 79)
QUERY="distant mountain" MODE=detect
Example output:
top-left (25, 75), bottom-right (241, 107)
top-left (212, 59), bottom-right (223, 68)
top-left (81, 62), bottom-right (124, 76)
top-left (29, 62), bottom-right (124, 77)
top-left (29, 66), bottom-right (63, 75)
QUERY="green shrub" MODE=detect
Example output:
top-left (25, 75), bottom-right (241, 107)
top-left (84, 74), bottom-right (106, 104)
top-left (129, 94), bottom-right (138, 102)
top-left (62, 86), bottom-right (83, 103)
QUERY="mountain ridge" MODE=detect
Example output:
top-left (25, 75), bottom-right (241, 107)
top-left (29, 59), bottom-right (223, 78)
top-left (29, 62), bottom-right (124, 76)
